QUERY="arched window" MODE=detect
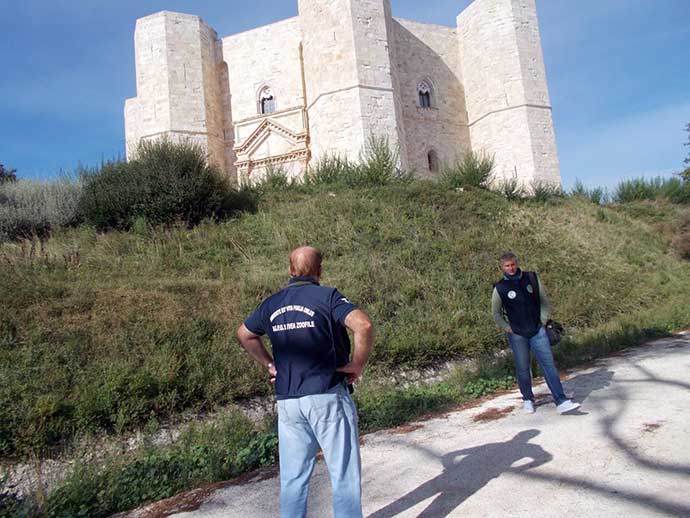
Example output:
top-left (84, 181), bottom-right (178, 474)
top-left (418, 80), bottom-right (433, 108)
top-left (259, 87), bottom-right (276, 115)
top-left (427, 149), bottom-right (439, 173)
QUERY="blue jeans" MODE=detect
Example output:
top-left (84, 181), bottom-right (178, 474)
top-left (277, 383), bottom-right (362, 518)
top-left (508, 326), bottom-right (567, 406)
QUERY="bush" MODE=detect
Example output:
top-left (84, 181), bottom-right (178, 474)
top-left (304, 136), bottom-right (410, 188)
top-left (79, 139), bottom-right (254, 231)
top-left (530, 180), bottom-right (564, 202)
top-left (440, 151), bottom-right (495, 189)
top-left (255, 165), bottom-right (295, 192)
top-left (495, 175), bottom-right (525, 200)
top-left (660, 177), bottom-right (690, 204)
top-left (0, 177), bottom-right (82, 241)
top-left (356, 135), bottom-right (409, 186)
top-left (305, 155), bottom-right (354, 186)
top-left (0, 165), bottom-right (17, 185)
top-left (613, 177), bottom-right (662, 203)
top-left (570, 179), bottom-right (607, 205)
top-left (613, 176), bottom-right (690, 205)
top-left (681, 167), bottom-right (690, 183)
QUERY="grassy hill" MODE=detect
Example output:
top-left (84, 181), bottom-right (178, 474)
top-left (0, 181), bottom-right (690, 516)
top-left (2, 181), bottom-right (690, 458)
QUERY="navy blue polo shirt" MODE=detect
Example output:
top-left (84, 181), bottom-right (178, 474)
top-left (244, 276), bottom-right (358, 399)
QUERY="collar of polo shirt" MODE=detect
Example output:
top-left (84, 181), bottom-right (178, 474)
top-left (288, 276), bottom-right (320, 286)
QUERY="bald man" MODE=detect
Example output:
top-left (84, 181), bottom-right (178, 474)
top-left (237, 246), bottom-right (374, 518)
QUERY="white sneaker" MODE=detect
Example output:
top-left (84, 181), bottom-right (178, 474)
top-left (557, 400), bottom-right (580, 414)
top-left (523, 400), bottom-right (535, 413)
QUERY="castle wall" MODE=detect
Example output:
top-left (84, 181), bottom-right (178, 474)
top-left (352, 0), bottom-right (406, 168)
top-left (392, 18), bottom-right (470, 176)
top-left (457, 0), bottom-right (560, 187)
top-left (299, 0), bottom-right (404, 165)
top-left (124, 0), bottom-right (561, 188)
top-left (222, 18), bottom-right (304, 122)
top-left (124, 11), bottom-right (228, 172)
top-left (299, 0), bottom-right (366, 162)
top-left (221, 18), bottom-right (308, 183)
top-left (125, 13), bottom-right (172, 158)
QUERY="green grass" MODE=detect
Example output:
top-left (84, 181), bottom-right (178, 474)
top-left (2, 184), bottom-right (690, 458)
top-left (4, 410), bottom-right (276, 518)
top-left (613, 176), bottom-right (690, 204)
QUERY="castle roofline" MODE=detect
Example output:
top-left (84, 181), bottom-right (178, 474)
top-left (393, 17), bottom-right (456, 32)
top-left (221, 16), bottom-right (300, 42)
top-left (135, 10), bottom-right (213, 29)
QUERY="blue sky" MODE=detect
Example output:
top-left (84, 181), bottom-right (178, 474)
top-left (1, 0), bottom-right (688, 189)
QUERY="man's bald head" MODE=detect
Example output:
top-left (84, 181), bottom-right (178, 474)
top-left (289, 246), bottom-right (323, 279)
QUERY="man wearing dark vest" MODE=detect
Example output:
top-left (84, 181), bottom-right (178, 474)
top-left (236, 246), bottom-right (373, 518)
top-left (492, 252), bottom-right (580, 415)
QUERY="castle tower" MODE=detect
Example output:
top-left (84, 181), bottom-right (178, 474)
top-left (457, 0), bottom-right (561, 187)
top-left (124, 11), bottom-right (229, 174)
top-left (298, 0), bottom-right (407, 166)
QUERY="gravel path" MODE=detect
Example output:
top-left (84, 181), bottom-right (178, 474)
top-left (124, 333), bottom-right (690, 518)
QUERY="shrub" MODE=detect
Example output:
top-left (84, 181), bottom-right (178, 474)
top-left (530, 180), bottom-right (564, 202)
top-left (77, 160), bottom-right (136, 231)
top-left (79, 139), bottom-right (253, 231)
top-left (613, 176), bottom-right (690, 205)
top-left (256, 164), bottom-right (294, 191)
top-left (661, 177), bottom-right (690, 204)
top-left (570, 179), bottom-right (607, 205)
top-left (0, 177), bottom-right (82, 241)
top-left (613, 177), bottom-right (662, 203)
top-left (305, 155), bottom-right (355, 186)
top-left (495, 175), bottom-right (525, 200)
top-left (353, 135), bottom-right (410, 187)
top-left (304, 136), bottom-right (410, 188)
top-left (0, 165), bottom-right (17, 185)
top-left (681, 167), bottom-right (690, 183)
top-left (440, 151), bottom-right (495, 189)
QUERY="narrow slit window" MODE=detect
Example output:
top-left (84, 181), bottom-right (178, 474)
top-left (428, 149), bottom-right (439, 173)
top-left (259, 87), bottom-right (276, 114)
top-left (418, 81), bottom-right (433, 108)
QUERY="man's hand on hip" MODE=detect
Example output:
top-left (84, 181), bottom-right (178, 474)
top-left (337, 362), bottom-right (365, 384)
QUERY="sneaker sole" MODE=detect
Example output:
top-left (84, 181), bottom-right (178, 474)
top-left (558, 404), bottom-right (581, 414)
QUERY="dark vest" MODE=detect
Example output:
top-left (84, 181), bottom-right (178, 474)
top-left (495, 271), bottom-right (541, 338)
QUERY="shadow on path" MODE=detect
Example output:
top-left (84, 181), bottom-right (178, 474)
top-left (367, 430), bottom-right (551, 518)
top-left (368, 344), bottom-right (690, 518)
top-left (563, 368), bottom-right (614, 404)
top-left (515, 469), bottom-right (690, 517)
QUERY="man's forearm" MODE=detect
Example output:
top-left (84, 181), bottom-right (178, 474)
top-left (344, 309), bottom-right (374, 370)
top-left (491, 288), bottom-right (511, 332)
top-left (351, 324), bottom-right (374, 368)
top-left (240, 337), bottom-right (273, 367)
top-left (236, 325), bottom-right (273, 367)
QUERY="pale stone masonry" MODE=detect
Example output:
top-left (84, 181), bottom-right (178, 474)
top-left (124, 0), bottom-right (561, 187)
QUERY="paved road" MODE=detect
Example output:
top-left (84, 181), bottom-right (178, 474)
top-left (129, 334), bottom-right (690, 518)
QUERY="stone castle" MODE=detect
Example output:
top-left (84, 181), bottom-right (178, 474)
top-left (124, 0), bottom-right (561, 186)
